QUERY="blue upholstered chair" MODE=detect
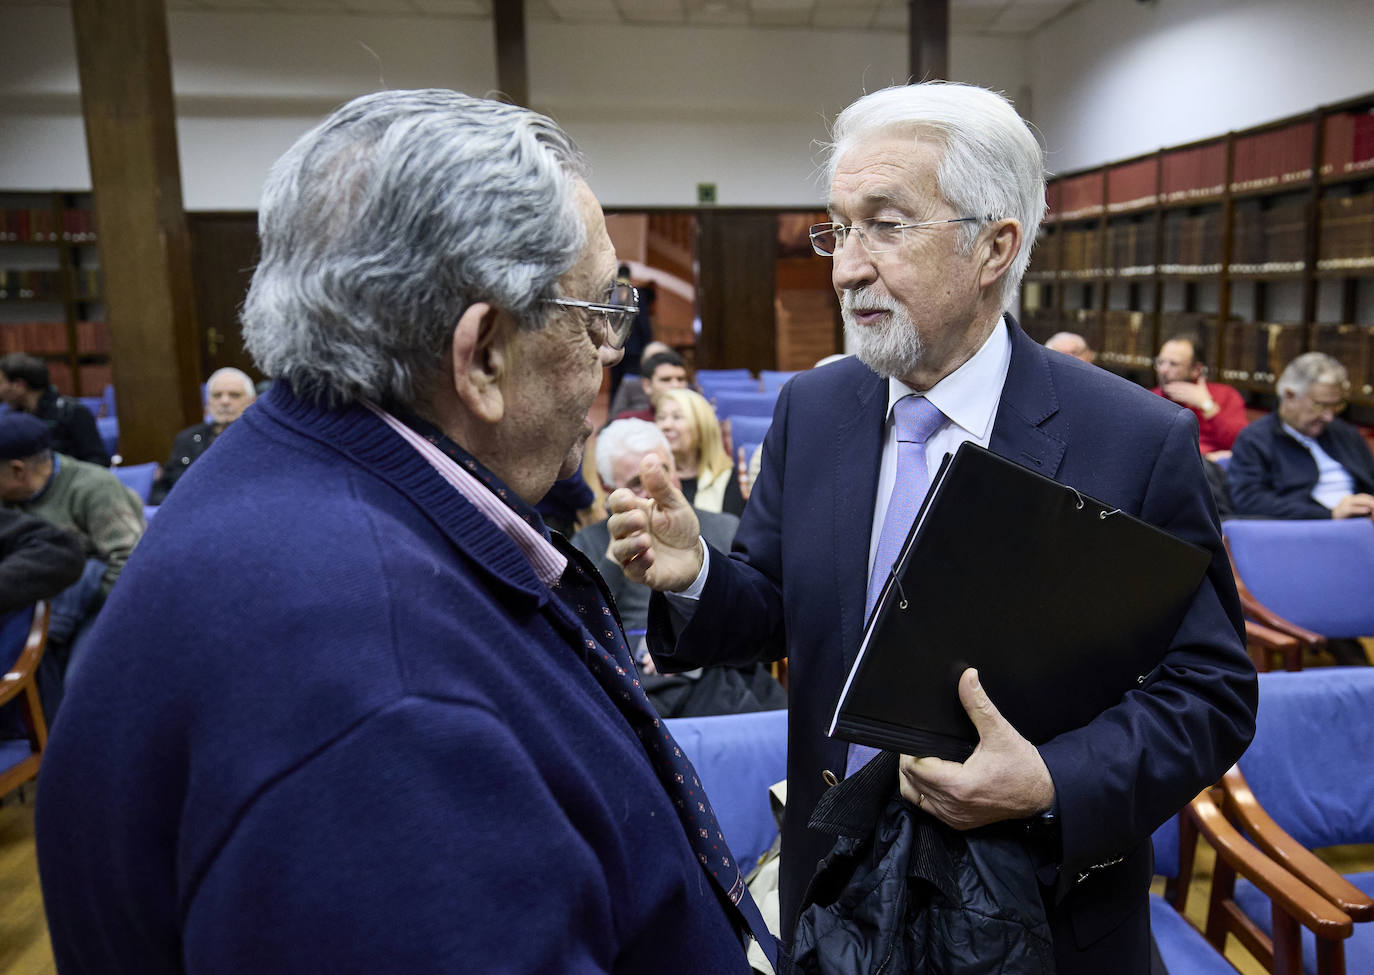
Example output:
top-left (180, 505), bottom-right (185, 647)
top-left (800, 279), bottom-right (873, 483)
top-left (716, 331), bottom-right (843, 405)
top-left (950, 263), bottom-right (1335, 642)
top-left (695, 369), bottom-right (754, 382)
top-left (0, 602), bottom-right (52, 799)
top-left (95, 415), bottom-right (119, 457)
top-left (101, 384), bottom-right (117, 418)
top-left (1223, 519), bottom-right (1374, 668)
top-left (112, 461), bottom-right (158, 503)
top-left (697, 376), bottom-right (762, 401)
top-left (725, 415), bottom-right (771, 450)
top-left (709, 390), bottom-right (779, 420)
top-left (76, 395), bottom-right (105, 418)
top-left (1210, 669), bottom-right (1374, 974)
top-left (663, 709), bottom-right (787, 870)
top-left (760, 370), bottom-right (801, 392)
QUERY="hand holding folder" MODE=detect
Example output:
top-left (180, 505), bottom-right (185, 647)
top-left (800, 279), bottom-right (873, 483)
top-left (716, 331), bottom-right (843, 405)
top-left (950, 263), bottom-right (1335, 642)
top-left (830, 442), bottom-right (1211, 763)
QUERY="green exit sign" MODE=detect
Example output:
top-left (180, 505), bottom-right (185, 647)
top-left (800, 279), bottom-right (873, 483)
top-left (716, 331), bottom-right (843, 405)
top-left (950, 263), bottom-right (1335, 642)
top-left (696, 182), bottom-right (717, 205)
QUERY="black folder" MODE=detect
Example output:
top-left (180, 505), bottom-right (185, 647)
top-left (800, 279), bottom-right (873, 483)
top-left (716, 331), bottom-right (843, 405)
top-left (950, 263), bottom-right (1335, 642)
top-left (829, 441), bottom-right (1211, 762)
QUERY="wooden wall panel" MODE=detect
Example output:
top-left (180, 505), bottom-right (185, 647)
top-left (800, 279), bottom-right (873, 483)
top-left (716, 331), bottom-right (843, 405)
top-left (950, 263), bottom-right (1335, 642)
top-left (187, 213), bottom-right (261, 382)
top-left (696, 210), bottom-right (777, 372)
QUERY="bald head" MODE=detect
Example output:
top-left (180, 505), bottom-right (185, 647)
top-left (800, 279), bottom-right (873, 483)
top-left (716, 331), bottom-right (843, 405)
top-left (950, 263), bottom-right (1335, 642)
top-left (1045, 332), bottom-right (1094, 364)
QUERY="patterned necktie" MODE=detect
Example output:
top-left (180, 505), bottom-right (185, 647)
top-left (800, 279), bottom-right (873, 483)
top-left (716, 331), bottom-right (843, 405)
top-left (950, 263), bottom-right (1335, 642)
top-left (553, 543), bottom-right (779, 970)
top-left (848, 394), bottom-right (947, 777)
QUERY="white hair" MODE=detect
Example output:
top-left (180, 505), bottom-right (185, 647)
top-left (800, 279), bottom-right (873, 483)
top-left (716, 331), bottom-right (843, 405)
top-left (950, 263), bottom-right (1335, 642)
top-left (1277, 352), bottom-right (1349, 398)
top-left (824, 82), bottom-right (1047, 302)
top-left (242, 89), bottom-right (590, 408)
top-left (595, 418), bottom-right (670, 487)
top-left (205, 367), bottom-right (257, 401)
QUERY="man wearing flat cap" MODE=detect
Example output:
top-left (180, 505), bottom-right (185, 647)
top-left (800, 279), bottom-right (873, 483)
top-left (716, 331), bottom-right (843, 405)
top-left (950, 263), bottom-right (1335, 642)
top-left (36, 90), bottom-right (771, 974)
top-left (0, 413), bottom-right (143, 674)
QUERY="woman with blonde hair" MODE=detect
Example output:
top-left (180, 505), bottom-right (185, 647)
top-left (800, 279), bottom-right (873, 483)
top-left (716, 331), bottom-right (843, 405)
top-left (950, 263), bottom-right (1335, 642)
top-left (654, 387), bottom-right (745, 516)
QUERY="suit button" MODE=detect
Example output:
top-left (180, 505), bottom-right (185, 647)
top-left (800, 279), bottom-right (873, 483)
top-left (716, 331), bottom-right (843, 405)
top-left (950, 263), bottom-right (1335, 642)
top-left (822, 770), bottom-right (838, 787)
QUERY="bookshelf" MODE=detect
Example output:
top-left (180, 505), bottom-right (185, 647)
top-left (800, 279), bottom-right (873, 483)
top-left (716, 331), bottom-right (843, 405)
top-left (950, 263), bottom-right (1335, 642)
top-left (1023, 94), bottom-right (1374, 411)
top-left (0, 190), bottom-right (109, 397)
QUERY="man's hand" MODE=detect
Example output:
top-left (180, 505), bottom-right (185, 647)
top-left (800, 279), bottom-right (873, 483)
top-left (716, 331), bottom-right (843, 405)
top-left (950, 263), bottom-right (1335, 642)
top-left (1162, 376), bottom-right (1214, 414)
top-left (899, 668), bottom-right (1056, 830)
top-left (606, 452), bottom-right (704, 592)
top-left (1332, 493), bottom-right (1374, 520)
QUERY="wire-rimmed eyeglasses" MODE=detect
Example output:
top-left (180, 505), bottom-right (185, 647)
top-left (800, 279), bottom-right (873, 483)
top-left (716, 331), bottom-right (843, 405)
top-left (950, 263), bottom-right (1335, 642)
top-left (543, 283), bottom-right (640, 350)
top-left (808, 217), bottom-right (990, 257)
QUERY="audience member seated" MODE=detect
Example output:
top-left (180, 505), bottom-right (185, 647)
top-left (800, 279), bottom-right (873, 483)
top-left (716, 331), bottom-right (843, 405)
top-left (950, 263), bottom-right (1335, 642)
top-left (1229, 352), bottom-right (1374, 521)
top-left (0, 507), bottom-right (85, 615)
top-left (1151, 333), bottom-right (1247, 459)
top-left (606, 340), bottom-right (674, 420)
top-left (612, 349), bottom-right (688, 423)
top-left (1044, 330), bottom-right (1096, 364)
top-left (0, 354), bottom-right (110, 466)
top-left (575, 419), bottom-right (783, 717)
top-left (656, 387), bottom-right (745, 517)
top-left (149, 367), bottom-right (257, 505)
top-left (0, 413), bottom-right (145, 701)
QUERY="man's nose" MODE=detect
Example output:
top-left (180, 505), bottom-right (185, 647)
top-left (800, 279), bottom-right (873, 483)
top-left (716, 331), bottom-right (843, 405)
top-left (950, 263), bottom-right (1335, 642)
top-left (831, 237), bottom-right (877, 293)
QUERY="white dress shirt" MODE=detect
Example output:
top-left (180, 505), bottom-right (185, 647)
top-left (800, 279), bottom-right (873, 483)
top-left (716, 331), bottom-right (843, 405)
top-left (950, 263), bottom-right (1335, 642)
top-left (1282, 422), bottom-right (1356, 510)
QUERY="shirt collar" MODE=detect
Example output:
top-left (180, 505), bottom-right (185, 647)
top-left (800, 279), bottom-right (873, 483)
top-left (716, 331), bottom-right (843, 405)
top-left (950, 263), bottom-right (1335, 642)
top-left (885, 315), bottom-right (1009, 440)
top-left (365, 403), bottom-right (567, 586)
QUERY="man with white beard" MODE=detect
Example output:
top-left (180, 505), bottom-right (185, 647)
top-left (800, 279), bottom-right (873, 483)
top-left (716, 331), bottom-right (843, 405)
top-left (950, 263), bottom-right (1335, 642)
top-left (607, 81), bottom-right (1255, 973)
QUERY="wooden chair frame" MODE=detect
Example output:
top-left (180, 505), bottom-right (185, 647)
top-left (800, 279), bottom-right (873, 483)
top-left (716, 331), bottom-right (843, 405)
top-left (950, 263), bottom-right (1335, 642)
top-left (1203, 768), bottom-right (1371, 975)
top-left (0, 601), bottom-right (52, 798)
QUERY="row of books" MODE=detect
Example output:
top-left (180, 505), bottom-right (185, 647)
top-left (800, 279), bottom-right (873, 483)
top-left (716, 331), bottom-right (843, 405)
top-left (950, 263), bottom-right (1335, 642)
top-left (1161, 211), bottom-right (1224, 273)
top-left (1231, 122), bottom-right (1315, 193)
top-left (1220, 321), bottom-right (1306, 384)
top-left (0, 267), bottom-right (101, 301)
top-left (1230, 197), bottom-right (1307, 272)
top-left (1032, 222), bottom-right (1160, 277)
top-left (0, 208), bottom-right (97, 244)
top-left (1313, 323), bottom-right (1374, 395)
top-left (1055, 171), bottom-right (1105, 220)
top-left (0, 320), bottom-right (107, 355)
top-left (1317, 191), bottom-right (1374, 269)
top-left (46, 360), bottom-right (113, 398)
top-left (1321, 110), bottom-right (1374, 178)
top-left (1105, 158), bottom-right (1159, 213)
top-left (1162, 143), bottom-right (1228, 203)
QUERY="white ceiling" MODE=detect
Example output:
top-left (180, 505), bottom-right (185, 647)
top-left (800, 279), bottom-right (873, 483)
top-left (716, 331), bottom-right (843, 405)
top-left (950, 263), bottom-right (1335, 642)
top-left (0, 0), bottom-right (1091, 36)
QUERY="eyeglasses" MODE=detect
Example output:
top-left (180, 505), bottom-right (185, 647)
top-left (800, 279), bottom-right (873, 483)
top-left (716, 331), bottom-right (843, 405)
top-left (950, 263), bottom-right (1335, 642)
top-left (808, 217), bottom-right (989, 257)
top-left (543, 283), bottom-right (640, 350)
top-left (1304, 394), bottom-right (1348, 415)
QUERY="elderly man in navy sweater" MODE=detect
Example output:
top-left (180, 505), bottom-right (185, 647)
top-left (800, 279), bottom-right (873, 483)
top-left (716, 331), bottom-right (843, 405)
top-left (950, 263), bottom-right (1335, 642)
top-left (36, 91), bottom-right (770, 974)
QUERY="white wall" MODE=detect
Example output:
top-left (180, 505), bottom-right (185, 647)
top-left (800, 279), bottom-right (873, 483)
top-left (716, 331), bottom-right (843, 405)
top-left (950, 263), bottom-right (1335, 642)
top-left (1029, 0), bottom-right (1374, 176)
top-left (0, 6), bottom-right (1025, 209)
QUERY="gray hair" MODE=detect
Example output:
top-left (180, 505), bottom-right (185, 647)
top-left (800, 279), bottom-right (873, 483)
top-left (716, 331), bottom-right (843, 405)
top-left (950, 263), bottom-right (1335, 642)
top-left (823, 82), bottom-right (1046, 302)
top-left (205, 367), bottom-right (257, 401)
top-left (242, 89), bottom-right (590, 407)
top-left (1277, 352), bottom-right (1349, 398)
top-left (595, 418), bottom-right (670, 487)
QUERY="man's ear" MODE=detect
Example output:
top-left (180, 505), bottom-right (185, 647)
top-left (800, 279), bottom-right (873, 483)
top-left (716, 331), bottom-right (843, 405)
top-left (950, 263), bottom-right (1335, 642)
top-left (978, 218), bottom-right (1022, 291)
top-left (449, 302), bottom-right (507, 424)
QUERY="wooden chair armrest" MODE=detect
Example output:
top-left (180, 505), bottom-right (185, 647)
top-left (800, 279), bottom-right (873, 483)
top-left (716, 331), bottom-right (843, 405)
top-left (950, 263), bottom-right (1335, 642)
top-left (1224, 537), bottom-right (1326, 653)
top-left (1189, 786), bottom-right (1355, 938)
top-left (0, 602), bottom-right (49, 708)
top-left (1220, 767), bottom-right (1374, 921)
top-left (1244, 619), bottom-right (1304, 672)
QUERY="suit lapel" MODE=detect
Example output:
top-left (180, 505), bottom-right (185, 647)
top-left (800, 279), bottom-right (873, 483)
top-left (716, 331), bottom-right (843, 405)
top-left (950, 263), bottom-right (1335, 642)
top-left (831, 368), bottom-right (888, 675)
top-left (989, 318), bottom-right (1068, 480)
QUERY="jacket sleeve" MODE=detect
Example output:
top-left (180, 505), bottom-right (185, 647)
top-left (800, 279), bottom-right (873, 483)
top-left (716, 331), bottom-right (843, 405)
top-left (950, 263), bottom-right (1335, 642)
top-left (0, 509), bottom-right (86, 614)
top-left (1228, 423), bottom-right (1331, 519)
top-left (74, 475), bottom-right (146, 596)
top-left (68, 404), bottom-right (111, 466)
top-left (1037, 407), bottom-right (1257, 882)
top-left (181, 699), bottom-right (622, 975)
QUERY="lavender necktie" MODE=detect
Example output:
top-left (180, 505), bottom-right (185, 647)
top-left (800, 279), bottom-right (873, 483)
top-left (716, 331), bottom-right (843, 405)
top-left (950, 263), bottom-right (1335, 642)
top-left (847, 394), bottom-right (947, 777)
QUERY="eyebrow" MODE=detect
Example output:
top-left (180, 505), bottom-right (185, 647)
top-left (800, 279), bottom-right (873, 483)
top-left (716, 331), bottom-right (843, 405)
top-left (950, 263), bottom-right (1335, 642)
top-left (828, 190), bottom-right (912, 219)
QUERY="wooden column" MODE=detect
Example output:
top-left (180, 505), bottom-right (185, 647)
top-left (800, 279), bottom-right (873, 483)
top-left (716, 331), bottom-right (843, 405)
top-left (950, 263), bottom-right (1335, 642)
top-left (696, 210), bottom-right (777, 371)
top-left (71, 0), bottom-right (201, 463)
top-left (908, 0), bottom-right (950, 82)
top-left (494, 1), bottom-right (530, 108)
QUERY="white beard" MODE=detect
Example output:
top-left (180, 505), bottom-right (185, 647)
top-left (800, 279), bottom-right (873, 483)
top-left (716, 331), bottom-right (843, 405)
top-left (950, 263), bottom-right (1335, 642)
top-left (841, 288), bottom-right (923, 379)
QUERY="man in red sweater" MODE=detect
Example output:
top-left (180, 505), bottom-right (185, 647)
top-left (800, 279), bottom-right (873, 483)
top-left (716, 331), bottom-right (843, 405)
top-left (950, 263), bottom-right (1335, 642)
top-left (1151, 334), bottom-right (1247, 459)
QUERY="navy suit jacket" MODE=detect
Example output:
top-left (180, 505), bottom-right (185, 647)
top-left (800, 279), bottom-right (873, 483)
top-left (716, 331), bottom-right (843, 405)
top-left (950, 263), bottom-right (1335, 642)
top-left (649, 318), bottom-right (1256, 974)
top-left (1229, 413), bottom-right (1374, 519)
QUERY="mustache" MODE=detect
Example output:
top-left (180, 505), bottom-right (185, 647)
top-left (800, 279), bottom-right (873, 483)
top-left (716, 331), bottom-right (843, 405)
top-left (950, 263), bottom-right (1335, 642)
top-left (840, 288), bottom-right (903, 316)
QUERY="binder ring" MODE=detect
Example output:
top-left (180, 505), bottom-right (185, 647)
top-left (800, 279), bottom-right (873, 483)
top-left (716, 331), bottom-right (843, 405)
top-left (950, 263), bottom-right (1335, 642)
top-left (894, 576), bottom-right (909, 611)
top-left (1068, 487), bottom-right (1085, 511)
top-left (1099, 508), bottom-right (1122, 520)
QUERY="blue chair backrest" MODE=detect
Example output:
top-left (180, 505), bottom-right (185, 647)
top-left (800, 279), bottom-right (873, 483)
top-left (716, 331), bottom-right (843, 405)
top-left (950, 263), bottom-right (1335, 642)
top-left (1151, 814), bottom-right (1181, 879)
top-left (1224, 518), bottom-right (1374, 637)
top-left (113, 462), bottom-right (158, 502)
top-left (76, 396), bottom-right (104, 417)
top-left (1237, 668), bottom-right (1374, 850)
top-left (760, 370), bottom-right (801, 392)
top-left (726, 415), bottom-right (771, 447)
top-left (0, 606), bottom-right (34, 674)
top-left (710, 390), bottom-right (778, 419)
top-left (697, 376), bottom-right (762, 399)
top-left (96, 416), bottom-right (119, 456)
top-left (665, 709), bottom-right (788, 867)
top-left (696, 369), bottom-right (754, 381)
top-left (101, 384), bottom-right (117, 418)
